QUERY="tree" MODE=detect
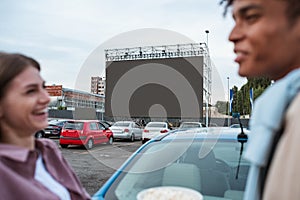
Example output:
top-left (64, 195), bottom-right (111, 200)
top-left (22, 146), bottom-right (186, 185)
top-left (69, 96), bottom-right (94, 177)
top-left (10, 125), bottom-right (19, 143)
top-left (215, 101), bottom-right (228, 115)
top-left (58, 105), bottom-right (67, 110)
top-left (230, 77), bottom-right (271, 116)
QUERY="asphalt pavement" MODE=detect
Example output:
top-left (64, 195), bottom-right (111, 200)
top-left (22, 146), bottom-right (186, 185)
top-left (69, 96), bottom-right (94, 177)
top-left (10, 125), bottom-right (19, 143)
top-left (53, 139), bottom-right (142, 195)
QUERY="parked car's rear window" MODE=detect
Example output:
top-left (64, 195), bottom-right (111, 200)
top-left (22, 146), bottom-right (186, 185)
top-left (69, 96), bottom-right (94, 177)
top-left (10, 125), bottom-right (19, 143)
top-left (113, 122), bottom-right (130, 127)
top-left (180, 123), bottom-right (201, 128)
top-left (146, 123), bottom-right (166, 128)
top-left (64, 122), bottom-right (84, 130)
top-left (49, 120), bottom-right (66, 126)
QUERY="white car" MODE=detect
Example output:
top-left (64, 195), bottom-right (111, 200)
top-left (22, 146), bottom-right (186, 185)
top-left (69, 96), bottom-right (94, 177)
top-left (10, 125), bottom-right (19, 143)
top-left (110, 121), bottom-right (143, 142)
top-left (179, 122), bottom-right (206, 130)
top-left (142, 122), bottom-right (170, 143)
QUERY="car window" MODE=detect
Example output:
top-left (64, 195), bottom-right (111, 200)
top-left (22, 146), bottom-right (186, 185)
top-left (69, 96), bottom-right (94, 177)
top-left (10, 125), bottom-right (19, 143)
top-left (90, 122), bottom-right (98, 130)
top-left (58, 121), bottom-right (66, 126)
top-left (114, 122), bottom-right (130, 127)
top-left (49, 120), bottom-right (65, 126)
top-left (209, 123), bottom-right (218, 127)
top-left (64, 122), bottom-right (84, 130)
top-left (180, 123), bottom-right (200, 128)
top-left (146, 123), bottom-right (166, 128)
top-left (104, 138), bottom-right (250, 200)
top-left (98, 122), bottom-right (106, 130)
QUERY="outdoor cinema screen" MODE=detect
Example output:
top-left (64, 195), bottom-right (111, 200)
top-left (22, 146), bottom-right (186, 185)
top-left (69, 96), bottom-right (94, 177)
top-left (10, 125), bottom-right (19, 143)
top-left (105, 56), bottom-right (203, 119)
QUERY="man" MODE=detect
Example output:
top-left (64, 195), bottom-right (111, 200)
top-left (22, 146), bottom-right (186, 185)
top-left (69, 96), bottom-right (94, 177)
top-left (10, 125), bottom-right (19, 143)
top-left (224, 0), bottom-right (300, 199)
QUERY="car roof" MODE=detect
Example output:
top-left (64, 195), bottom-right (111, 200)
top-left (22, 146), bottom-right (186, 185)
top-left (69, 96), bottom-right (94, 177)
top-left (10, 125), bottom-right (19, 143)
top-left (181, 122), bottom-right (202, 124)
top-left (64, 119), bottom-right (99, 123)
top-left (147, 121), bottom-right (167, 124)
top-left (113, 121), bottom-right (134, 123)
top-left (49, 118), bottom-right (70, 122)
top-left (179, 122), bottom-right (204, 126)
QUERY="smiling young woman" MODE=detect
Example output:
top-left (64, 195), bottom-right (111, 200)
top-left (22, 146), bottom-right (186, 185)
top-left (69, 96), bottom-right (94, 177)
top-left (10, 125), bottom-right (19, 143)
top-left (0, 52), bottom-right (91, 200)
top-left (0, 55), bottom-right (49, 149)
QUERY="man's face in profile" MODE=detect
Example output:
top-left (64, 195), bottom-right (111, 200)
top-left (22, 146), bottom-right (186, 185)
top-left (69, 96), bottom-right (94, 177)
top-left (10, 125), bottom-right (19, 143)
top-left (228, 0), bottom-right (299, 80)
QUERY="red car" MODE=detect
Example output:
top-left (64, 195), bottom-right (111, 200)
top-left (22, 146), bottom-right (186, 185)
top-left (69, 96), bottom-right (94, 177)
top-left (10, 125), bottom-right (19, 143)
top-left (59, 120), bottom-right (113, 149)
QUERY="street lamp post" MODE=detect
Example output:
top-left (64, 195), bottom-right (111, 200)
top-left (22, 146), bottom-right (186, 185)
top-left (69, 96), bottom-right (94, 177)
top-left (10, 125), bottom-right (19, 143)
top-left (205, 30), bottom-right (209, 127)
top-left (205, 30), bottom-right (209, 47)
top-left (227, 77), bottom-right (230, 127)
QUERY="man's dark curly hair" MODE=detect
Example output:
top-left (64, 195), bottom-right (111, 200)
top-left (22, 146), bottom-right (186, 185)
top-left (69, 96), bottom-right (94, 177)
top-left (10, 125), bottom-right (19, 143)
top-left (220, 0), bottom-right (300, 24)
top-left (219, 0), bottom-right (233, 16)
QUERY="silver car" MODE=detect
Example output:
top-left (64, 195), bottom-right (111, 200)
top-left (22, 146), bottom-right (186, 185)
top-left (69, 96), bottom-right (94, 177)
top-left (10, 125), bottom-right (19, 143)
top-left (110, 121), bottom-right (143, 142)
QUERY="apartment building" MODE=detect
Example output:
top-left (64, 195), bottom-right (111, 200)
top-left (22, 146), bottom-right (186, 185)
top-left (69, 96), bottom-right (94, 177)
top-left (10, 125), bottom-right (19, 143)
top-left (91, 76), bottom-right (106, 96)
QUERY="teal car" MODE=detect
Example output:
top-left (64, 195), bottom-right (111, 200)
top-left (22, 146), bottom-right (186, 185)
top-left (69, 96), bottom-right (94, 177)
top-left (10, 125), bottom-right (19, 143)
top-left (93, 128), bottom-right (250, 200)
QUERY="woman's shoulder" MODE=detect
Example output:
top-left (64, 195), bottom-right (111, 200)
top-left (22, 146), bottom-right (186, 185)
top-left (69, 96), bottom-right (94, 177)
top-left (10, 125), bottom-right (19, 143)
top-left (36, 138), bottom-right (56, 146)
top-left (35, 138), bottom-right (61, 154)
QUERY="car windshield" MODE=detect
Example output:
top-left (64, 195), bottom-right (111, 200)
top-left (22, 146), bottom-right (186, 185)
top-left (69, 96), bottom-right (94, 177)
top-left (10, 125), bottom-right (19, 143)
top-left (113, 122), bottom-right (130, 127)
top-left (104, 137), bottom-right (250, 200)
top-left (146, 123), bottom-right (166, 128)
top-left (64, 122), bottom-right (84, 130)
top-left (49, 120), bottom-right (65, 126)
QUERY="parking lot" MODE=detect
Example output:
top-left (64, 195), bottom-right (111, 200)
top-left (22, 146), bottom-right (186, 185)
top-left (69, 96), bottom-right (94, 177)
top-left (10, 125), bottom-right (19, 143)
top-left (52, 138), bottom-right (142, 196)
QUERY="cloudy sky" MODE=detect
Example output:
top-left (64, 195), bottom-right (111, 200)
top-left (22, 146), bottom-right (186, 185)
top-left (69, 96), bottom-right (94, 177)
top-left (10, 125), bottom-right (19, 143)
top-left (0, 0), bottom-right (246, 103)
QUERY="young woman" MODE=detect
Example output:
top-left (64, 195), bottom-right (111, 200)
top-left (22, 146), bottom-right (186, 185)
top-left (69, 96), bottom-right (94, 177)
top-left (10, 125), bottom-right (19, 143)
top-left (0, 52), bottom-right (91, 200)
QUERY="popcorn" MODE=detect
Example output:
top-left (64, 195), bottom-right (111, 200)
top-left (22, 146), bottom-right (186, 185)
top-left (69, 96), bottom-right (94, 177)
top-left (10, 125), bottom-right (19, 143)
top-left (137, 187), bottom-right (203, 200)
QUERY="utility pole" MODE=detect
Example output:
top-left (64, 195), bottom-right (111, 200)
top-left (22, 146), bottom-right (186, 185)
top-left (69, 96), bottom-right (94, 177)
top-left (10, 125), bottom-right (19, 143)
top-left (205, 30), bottom-right (209, 127)
top-left (227, 77), bottom-right (230, 127)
